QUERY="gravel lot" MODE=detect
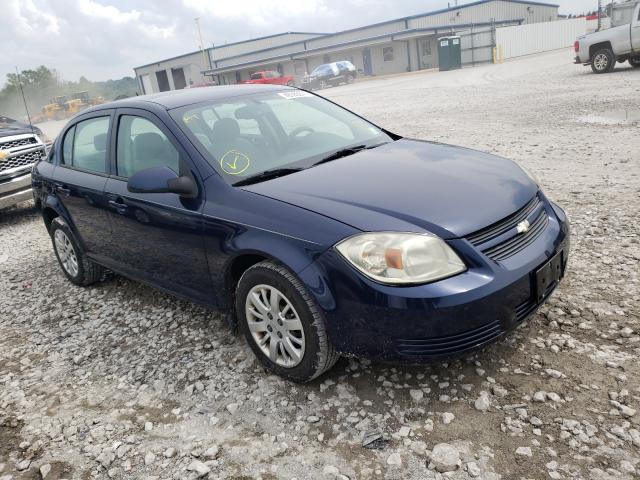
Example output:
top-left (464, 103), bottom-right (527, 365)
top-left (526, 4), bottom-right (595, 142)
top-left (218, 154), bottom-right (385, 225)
top-left (1, 49), bottom-right (639, 480)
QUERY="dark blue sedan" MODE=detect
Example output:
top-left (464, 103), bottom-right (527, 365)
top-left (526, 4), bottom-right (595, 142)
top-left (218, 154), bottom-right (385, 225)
top-left (32, 85), bottom-right (569, 382)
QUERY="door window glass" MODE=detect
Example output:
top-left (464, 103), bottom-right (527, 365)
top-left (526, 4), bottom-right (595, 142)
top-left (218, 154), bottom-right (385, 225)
top-left (61, 126), bottom-right (75, 165)
top-left (116, 115), bottom-right (180, 178)
top-left (72, 117), bottom-right (109, 173)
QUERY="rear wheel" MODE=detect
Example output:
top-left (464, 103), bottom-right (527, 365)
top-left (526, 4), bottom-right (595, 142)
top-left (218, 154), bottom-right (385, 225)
top-left (235, 261), bottom-right (339, 382)
top-left (346, 74), bottom-right (355, 84)
top-left (50, 217), bottom-right (103, 286)
top-left (629, 57), bottom-right (640, 68)
top-left (591, 48), bottom-right (615, 74)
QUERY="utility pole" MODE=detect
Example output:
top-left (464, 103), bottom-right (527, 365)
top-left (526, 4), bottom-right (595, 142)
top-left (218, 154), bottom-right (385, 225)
top-left (195, 17), bottom-right (209, 72)
top-left (597, 0), bottom-right (602, 31)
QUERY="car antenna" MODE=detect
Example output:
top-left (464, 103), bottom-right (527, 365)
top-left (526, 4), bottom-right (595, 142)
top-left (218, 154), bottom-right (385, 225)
top-left (15, 66), bottom-right (36, 136)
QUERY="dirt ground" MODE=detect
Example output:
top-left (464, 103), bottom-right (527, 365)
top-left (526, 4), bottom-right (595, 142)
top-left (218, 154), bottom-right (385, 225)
top-left (1, 49), bottom-right (639, 480)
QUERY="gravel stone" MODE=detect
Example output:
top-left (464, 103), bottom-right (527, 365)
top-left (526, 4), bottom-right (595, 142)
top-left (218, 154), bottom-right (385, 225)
top-left (429, 443), bottom-right (461, 472)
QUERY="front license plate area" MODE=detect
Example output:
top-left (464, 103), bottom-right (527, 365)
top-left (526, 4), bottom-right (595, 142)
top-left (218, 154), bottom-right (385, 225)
top-left (535, 250), bottom-right (563, 301)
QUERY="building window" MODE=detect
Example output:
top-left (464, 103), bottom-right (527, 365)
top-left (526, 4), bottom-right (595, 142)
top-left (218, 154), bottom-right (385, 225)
top-left (155, 70), bottom-right (170, 92)
top-left (383, 47), bottom-right (394, 62)
top-left (421, 39), bottom-right (432, 56)
top-left (171, 68), bottom-right (187, 89)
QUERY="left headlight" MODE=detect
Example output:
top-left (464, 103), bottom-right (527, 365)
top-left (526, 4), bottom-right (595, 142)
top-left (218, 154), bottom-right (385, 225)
top-left (335, 232), bottom-right (466, 285)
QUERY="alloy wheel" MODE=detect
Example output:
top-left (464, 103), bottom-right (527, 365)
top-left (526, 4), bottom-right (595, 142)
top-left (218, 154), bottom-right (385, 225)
top-left (593, 53), bottom-right (608, 71)
top-left (54, 229), bottom-right (79, 277)
top-left (245, 284), bottom-right (305, 367)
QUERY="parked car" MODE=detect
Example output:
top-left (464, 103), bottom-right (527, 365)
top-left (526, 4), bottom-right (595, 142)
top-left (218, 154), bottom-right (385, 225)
top-left (33, 85), bottom-right (569, 382)
top-left (0, 116), bottom-right (49, 210)
top-left (301, 61), bottom-right (357, 90)
top-left (574, 1), bottom-right (640, 73)
top-left (241, 70), bottom-right (295, 86)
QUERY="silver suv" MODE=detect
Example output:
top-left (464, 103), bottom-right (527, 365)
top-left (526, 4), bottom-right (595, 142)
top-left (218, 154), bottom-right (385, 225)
top-left (0, 116), bottom-right (48, 210)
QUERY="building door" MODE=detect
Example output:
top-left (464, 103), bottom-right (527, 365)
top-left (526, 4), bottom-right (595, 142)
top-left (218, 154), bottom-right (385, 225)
top-left (362, 48), bottom-right (372, 75)
top-left (139, 74), bottom-right (152, 94)
top-left (171, 68), bottom-right (187, 89)
top-left (155, 70), bottom-right (170, 91)
top-left (235, 71), bottom-right (242, 83)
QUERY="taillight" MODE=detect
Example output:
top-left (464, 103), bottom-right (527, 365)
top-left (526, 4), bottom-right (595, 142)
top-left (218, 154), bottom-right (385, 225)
top-left (574, 41), bottom-right (579, 52)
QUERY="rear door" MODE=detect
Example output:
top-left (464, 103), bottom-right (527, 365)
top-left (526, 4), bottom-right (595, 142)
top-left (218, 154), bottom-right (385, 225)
top-left (52, 110), bottom-right (113, 255)
top-left (102, 108), bottom-right (212, 302)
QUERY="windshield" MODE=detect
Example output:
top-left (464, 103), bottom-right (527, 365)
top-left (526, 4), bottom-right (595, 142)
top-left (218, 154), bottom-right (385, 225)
top-left (311, 65), bottom-right (333, 76)
top-left (172, 90), bottom-right (392, 184)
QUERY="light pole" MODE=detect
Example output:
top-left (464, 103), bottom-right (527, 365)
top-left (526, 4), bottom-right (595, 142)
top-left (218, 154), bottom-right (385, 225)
top-left (195, 17), bottom-right (209, 72)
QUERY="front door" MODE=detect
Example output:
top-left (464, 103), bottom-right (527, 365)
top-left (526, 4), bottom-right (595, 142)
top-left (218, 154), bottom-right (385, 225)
top-left (632, 6), bottom-right (640, 52)
top-left (53, 112), bottom-right (112, 255)
top-left (102, 108), bottom-right (212, 303)
top-left (362, 48), bottom-right (372, 75)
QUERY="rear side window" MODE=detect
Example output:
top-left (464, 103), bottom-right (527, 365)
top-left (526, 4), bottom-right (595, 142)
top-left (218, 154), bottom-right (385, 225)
top-left (116, 115), bottom-right (180, 178)
top-left (61, 126), bottom-right (75, 165)
top-left (69, 117), bottom-right (109, 173)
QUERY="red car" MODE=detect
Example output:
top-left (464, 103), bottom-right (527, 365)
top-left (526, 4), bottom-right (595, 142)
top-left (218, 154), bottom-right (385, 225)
top-left (241, 70), bottom-right (295, 86)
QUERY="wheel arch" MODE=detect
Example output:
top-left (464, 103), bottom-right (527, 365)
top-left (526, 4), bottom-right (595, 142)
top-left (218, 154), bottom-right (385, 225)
top-left (589, 41), bottom-right (613, 59)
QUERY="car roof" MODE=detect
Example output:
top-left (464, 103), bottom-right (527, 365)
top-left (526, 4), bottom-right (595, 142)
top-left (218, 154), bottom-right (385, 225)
top-left (82, 84), bottom-right (291, 114)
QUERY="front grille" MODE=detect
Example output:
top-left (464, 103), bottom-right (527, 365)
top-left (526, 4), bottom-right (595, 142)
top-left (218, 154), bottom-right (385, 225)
top-left (0, 136), bottom-right (37, 149)
top-left (465, 194), bottom-right (549, 262)
top-left (395, 320), bottom-right (503, 357)
top-left (0, 149), bottom-right (44, 173)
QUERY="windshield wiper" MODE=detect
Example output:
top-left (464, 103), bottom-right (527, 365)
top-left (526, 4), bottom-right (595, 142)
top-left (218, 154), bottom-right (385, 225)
top-left (312, 142), bottom-right (389, 167)
top-left (233, 167), bottom-right (303, 186)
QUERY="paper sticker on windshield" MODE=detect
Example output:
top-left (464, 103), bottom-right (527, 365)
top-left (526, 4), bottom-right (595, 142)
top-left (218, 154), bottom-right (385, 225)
top-left (277, 91), bottom-right (313, 100)
top-left (220, 150), bottom-right (250, 175)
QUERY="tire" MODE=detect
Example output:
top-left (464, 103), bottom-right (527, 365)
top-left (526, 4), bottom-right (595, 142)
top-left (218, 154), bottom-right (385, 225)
top-left (346, 74), bottom-right (355, 84)
top-left (629, 57), bottom-right (640, 68)
top-left (50, 217), bottom-right (103, 286)
top-left (591, 48), bottom-right (615, 74)
top-left (235, 260), bottom-right (339, 382)
top-left (286, 80), bottom-right (295, 86)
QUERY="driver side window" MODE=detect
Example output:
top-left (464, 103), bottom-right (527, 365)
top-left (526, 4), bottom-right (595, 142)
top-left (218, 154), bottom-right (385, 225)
top-left (116, 115), bottom-right (180, 178)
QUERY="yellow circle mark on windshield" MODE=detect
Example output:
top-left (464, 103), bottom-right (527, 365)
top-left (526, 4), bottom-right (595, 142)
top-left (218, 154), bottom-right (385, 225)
top-left (220, 150), bottom-right (250, 175)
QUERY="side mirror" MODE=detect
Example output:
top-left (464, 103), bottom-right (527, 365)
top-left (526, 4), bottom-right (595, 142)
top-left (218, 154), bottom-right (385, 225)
top-left (127, 166), bottom-right (197, 198)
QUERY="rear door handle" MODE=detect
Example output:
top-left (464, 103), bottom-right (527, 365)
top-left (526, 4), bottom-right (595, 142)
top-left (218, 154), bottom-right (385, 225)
top-left (108, 199), bottom-right (128, 213)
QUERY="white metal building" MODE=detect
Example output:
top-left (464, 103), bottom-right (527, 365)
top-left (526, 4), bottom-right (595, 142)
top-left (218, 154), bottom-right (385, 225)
top-left (134, 0), bottom-right (559, 93)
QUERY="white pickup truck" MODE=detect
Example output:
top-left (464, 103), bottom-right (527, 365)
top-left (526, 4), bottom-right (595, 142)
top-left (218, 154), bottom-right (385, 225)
top-left (574, 1), bottom-right (640, 73)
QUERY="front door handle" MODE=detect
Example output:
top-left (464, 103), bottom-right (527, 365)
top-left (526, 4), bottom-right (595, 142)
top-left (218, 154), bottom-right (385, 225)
top-left (55, 184), bottom-right (71, 196)
top-left (108, 199), bottom-right (128, 213)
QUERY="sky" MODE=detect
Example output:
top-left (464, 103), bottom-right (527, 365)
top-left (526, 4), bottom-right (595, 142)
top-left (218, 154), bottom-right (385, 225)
top-left (1, 0), bottom-right (598, 85)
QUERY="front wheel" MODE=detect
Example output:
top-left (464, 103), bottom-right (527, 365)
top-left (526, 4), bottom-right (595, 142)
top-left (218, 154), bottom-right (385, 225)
top-left (50, 217), bottom-right (103, 286)
top-left (629, 57), bottom-right (640, 68)
top-left (591, 48), bottom-right (615, 73)
top-left (235, 261), bottom-right (339, 382)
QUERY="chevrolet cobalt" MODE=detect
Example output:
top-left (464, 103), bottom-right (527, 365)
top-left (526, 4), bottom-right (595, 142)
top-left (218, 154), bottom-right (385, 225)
top-left (33, 85), bottom-right (569, 382)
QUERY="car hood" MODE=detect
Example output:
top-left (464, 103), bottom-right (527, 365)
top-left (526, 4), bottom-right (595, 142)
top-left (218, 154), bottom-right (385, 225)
top-left (242, 139), bottom-right (538, 239)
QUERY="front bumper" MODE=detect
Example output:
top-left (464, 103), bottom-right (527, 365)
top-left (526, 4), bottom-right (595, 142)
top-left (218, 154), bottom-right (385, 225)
top-left (0, 172), bottom-right (33, 209)
top-left (299, 201), bottom-right (570, 362)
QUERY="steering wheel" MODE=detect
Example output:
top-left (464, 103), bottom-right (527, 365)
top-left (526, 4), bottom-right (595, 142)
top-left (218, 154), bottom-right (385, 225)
top-left (289, 126), bottom-right (315, 138)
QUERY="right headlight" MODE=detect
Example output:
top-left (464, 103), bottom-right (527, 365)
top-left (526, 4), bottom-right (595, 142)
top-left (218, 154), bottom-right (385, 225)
top-left (335, 232), bottom-right (466, 285)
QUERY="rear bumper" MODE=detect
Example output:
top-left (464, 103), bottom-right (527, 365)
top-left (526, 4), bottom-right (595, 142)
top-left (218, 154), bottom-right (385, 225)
top-left (0, 172), bottom-right (33, 209)
top-left (299, 202), bottom-right (570, 362)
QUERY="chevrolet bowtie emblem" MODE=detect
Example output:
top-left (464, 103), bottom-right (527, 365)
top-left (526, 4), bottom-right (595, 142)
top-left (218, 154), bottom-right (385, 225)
top-left (0, 150), bottom-right (8, 161)
top-left (516, 219), bottom-right (530, 234)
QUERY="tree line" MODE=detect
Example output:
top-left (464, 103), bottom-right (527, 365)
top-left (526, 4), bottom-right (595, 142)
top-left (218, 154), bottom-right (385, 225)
top-left (0, 66), bottom-right (137, 122)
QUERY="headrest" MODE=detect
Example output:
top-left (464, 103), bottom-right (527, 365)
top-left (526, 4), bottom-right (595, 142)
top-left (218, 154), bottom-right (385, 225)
top-left (211, 117), bottom-right (240, 140)
top-left (94, 133), bottom-right (107, 152)
top-left (133, 132), bottom-right (166, 157)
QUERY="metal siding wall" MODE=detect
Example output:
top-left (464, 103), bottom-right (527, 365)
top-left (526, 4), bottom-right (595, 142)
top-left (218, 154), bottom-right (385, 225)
top-left (305, 21), bottom-right (406, 49)
top-left (216, 42), bottom-right (306, 67)
top-left (369, 41), bottom-right (410, 75)
top-left (495, 17), bottom-right (587, 59)
top-left (407, 1), bottom-right (558, 29)
top-left (135, 51), bottom-right (207, 93)
top-left (209, 33), bottom-right (321, 60)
